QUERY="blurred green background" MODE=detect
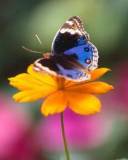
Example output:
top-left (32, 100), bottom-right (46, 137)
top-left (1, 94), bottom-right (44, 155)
top-left (1, 0), bottom-right (128, 160)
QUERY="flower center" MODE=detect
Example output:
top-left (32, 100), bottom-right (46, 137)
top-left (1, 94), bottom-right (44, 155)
top-left (57, 78), bottom-right (65, 90)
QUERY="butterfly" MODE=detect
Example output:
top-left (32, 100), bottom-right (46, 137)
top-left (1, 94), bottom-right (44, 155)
top-left (34, 16), bottom-right (99, 82)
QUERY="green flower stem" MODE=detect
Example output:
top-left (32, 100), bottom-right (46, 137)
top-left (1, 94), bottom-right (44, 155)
top-left (60, 112), bottom-right (71, 160)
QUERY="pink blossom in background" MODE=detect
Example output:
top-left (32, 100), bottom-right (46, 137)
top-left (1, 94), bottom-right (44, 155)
top-left (0, 93), bottom-right (46, 160)
top-left (35, 109), bottom-right (113, 151)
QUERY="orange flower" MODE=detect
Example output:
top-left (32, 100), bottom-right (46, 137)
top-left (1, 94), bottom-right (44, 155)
top-left (8, 65), bottom-right (113, 116)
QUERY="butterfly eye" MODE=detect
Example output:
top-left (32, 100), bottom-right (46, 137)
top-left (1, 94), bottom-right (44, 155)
top-left (84, 47), bottom-right (89, 52)
top-left (85, 59), bottom-right (91, 64)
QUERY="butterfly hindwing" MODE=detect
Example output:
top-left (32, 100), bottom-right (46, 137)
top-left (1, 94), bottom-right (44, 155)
top-left (34, 55), bottom-right (90, 81)
top-left (64, 41), bottom-right (98, 70)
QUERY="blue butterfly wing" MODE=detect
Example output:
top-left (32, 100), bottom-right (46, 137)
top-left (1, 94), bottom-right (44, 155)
top-left (34, 16), bottom-right (98, 81)
top-left (51, 16), bottom-right (89, 54)
top-left (52, 16), bottom-right (98, 71)
top-left (64, 41), bottom-right (98, 70)
top-left (34, 55), bottom-right (90, 81)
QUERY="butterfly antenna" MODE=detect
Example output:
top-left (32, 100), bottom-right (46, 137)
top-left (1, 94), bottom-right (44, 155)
top-left (35, 34), bottom-right (42, 45)
top-left (22, 46), bottom-right (42, 54)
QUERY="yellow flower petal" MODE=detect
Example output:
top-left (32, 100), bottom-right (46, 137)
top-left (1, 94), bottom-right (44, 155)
top-left (27, 65), bottom-right (57, 87)
top-left (90, 68), bottom-right (111, 81)
top-left (66, 81), bottom-right (114, 94)
top-left (13, 83), bottom-right (58, 102)
top-left (9, 73), bottom-right (57, 93)
top-left (64, 68), bottom-right (111, 88)
top-left (13, 90), bottom-right (45, 102)
top-left (41, 91), bottom-right (67, 116)
top-left (9, 73), bottom-right (46, 90)
top-left (9, 63), bottom-right (113, 116)
top-left (66, 92), bottom-right (101, 115)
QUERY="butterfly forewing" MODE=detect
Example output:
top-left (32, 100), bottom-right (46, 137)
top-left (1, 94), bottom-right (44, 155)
top-left (51, 16), bottom-right (89, 54)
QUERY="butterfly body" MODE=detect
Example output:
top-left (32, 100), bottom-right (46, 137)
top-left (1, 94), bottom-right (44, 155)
top-left (34, 16), bottom-right (99, 81)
